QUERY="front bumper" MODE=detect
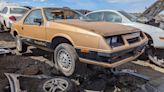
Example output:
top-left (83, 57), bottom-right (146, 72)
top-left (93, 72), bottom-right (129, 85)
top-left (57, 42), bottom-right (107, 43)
top-left (76, 43), bottom-right (146, 68)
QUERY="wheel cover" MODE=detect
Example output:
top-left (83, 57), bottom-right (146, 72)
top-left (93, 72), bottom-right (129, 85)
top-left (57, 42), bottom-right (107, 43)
top-left (57, 49), bottom-right (72, 72)
top-left (43, 78), bottom-right (69, 92)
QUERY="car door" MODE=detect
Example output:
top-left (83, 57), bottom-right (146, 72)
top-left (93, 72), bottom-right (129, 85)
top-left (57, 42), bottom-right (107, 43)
top-left (87, 12), bottom-right (104, 21)
top-left (103, 12), bottom-right (122, 22)
top-left (22, 9), bottom-right (46, 43)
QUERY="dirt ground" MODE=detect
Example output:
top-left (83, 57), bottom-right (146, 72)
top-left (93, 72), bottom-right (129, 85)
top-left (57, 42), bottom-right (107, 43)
top-left (0, 32), bottom-right (164, 92)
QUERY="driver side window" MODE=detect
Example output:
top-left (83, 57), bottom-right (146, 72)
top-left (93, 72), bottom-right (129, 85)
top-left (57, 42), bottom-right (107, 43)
top-left (87, 12), bottom-right (103, 21)
top-left (103, 12), bottom-right (122, 22)
top-left (24, 9), bottom-right (43, 25)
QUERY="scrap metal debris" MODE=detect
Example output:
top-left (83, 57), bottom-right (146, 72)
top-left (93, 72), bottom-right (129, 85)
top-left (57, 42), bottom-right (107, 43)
top-left (0, 47), bottom-right (10, 55)
top-left (5, 73), bottom-right (76, 92)
top-left (5, 73), bottom-right (50, 92)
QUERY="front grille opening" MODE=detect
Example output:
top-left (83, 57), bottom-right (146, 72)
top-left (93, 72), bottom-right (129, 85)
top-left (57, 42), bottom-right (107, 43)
top-left (110, 36), bottom-right (124, 48)
top-left (127, 37), bottom-right (140, 44)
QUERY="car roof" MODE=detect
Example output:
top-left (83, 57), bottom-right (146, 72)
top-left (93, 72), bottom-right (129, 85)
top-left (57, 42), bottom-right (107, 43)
top-left (31, 7), bottom-right (71, 10)
top-left (86, 10), bottom-right (120, 15)
top-left (6, 5), bottom-right (29, 9)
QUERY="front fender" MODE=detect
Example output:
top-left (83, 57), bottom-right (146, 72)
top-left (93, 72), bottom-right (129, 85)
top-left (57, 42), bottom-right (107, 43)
top-left (52, 33), bottom-right (76, 46)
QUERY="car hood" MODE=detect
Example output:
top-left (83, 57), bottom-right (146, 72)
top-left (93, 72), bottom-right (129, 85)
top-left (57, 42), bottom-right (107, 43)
top-left (55, 19), bottom-right (139, 36)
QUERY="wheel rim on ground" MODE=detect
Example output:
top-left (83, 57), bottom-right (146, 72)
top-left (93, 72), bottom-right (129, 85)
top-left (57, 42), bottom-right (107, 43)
top-left (43, 78), bottom-right (69, 92)
top-left (57, 49), bottom-right (73, 72)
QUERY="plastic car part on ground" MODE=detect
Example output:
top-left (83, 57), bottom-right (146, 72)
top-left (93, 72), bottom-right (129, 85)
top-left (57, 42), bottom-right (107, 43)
top-left (4, 68), bottom-right (153, 92)
top-left (0, 47), bottom-right (10, 55)
top-left (5, 73), bottom-right (76, 92)
top-left (135, 77), bottom-right (164, 92)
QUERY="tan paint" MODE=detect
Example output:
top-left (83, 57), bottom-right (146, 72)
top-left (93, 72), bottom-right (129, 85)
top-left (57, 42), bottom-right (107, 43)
top-left (11, 7), bottom-right (148, 68)
top-left (80, 48), bottom-right (145, 68)
top-left (55, 19), bottom-right (139, 37)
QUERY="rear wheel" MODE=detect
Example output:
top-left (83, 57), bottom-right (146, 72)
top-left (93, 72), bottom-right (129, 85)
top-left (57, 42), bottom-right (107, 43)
top-left (54, 43), bottom-right (86, 77)
top-left (15, 35), bottom-right (28, 53)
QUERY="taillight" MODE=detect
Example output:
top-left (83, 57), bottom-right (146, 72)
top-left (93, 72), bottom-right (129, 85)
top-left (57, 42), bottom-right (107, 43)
top-left (9, 16), bottom-right (16, 21)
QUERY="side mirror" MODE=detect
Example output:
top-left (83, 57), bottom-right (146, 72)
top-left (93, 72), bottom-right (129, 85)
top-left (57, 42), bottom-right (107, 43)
top-left (34, 18), bottom-right (42, 25)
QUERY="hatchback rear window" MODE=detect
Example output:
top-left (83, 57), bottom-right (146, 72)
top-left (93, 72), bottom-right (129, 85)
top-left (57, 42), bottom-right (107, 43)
top-left (10, 8), bottom-right (28, 14)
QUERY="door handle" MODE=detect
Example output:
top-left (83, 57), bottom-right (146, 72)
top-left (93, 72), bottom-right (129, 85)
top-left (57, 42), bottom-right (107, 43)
top-left (21, 27), bottom-right (24, 30)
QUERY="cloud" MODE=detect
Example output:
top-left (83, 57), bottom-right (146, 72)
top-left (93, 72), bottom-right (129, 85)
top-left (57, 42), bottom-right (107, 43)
top-left (21, 1), bottom-right (31, 4)
top-left (105, 0), bottom-right (146, 3)
top-left (58, 0), bottom-right (95, 9)
top-left (33, 0), bottom-right (47, 2)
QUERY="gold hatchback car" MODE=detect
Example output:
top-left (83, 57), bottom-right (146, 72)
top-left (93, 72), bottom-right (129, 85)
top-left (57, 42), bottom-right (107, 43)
top-left (11, 7), bottom-right (148, 77)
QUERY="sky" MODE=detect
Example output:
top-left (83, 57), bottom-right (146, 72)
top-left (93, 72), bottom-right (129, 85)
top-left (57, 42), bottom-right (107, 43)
top-left (1, 0), bottom-right (157, 13)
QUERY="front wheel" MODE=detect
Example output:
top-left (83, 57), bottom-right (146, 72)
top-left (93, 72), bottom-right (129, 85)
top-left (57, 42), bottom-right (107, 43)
top-left (54, 43), bottom-right (86, 77)
top-left (15, 35), bottom-right (28, 53)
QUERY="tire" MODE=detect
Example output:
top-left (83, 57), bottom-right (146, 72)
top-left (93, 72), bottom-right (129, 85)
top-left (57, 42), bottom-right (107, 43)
top-left (37, 77), bottom-right (75, 92)
top-left (15, 35), bottom-right (28, 53)
top-left (54, 43), bottom-right (86, 77)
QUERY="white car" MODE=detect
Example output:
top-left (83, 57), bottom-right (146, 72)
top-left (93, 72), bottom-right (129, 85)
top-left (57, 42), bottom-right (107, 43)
top-left (0, 6), bottom-right (29, 31)
top-left (86, 10), bottom-right (164, 67)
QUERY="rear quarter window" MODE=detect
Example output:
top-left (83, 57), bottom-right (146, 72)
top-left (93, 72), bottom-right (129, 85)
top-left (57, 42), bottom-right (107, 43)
top-left (10, 8), bottom-right (28, 14)
top-left (87, 12), bottom-right (103, 21)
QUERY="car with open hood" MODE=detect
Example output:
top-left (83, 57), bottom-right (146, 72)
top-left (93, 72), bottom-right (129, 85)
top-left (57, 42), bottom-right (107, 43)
top-left (11, 7), bottom-right (148, 77)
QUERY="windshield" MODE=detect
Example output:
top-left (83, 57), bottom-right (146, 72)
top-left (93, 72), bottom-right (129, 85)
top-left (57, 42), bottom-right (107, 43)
top-left (118, 11), bottom-right (137, 22)
top-left (44, 8), bottom-right (89, 21)
top-left (10, 8), bottom-right (28, 14)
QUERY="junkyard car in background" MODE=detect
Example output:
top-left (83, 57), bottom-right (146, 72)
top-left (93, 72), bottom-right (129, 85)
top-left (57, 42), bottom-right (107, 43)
top-left (86, 10), bottom-right (164, 67)
top-left (0, 6), bottom-right (29, 31)
top-left (11, 7), bottom-right (148, 77)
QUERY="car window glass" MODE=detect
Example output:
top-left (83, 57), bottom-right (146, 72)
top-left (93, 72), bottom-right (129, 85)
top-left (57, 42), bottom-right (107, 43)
top-left (24, 9), bottom-right (43, 25)
top-left (44, 9), bottom-right (85, 20)
top-left (118, 11), bottom-right (137, 22)
top-left (87, 12), bottom-right (103, 21)
top-left (103, 12), bottom-right (122, 22)
top-left (2, 7), bottom-right (8, 14)
top-left (10, 8), bottom-right (28, 14)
